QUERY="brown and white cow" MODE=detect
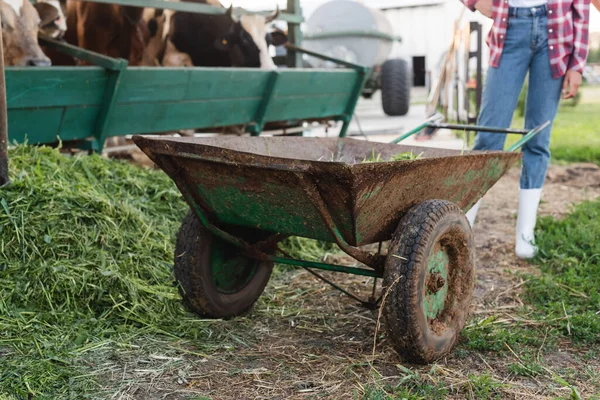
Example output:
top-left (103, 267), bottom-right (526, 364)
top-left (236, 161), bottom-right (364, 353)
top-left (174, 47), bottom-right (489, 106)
top-left (47, 0), bottom-right (150, 66)
top-left (1, 0), bottom-right (53, 66)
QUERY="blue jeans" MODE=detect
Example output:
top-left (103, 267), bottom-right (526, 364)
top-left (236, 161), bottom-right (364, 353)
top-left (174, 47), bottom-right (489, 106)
top-left (474, 5), bottom-right (564, 189)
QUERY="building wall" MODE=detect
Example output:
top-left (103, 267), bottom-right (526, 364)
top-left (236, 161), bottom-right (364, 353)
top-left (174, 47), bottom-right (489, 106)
top-left (382, 0), bottom-right (493, 80)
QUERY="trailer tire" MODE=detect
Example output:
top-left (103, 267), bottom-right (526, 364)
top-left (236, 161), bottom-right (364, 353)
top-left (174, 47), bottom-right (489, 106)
top-left (383, 200), bottom-right (475, 364)
top-left (174, 210), bottom-right (273, 319)
top-left (381, 58), bottom-right (411, 116)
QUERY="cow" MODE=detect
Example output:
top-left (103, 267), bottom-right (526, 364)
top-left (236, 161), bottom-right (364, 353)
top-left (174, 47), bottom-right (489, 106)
top-left (142, 8), bottom-right (192, 67)
top-left (47, 0), bottom-right (150, 66)
top-left (148, 2), bottom-right (287, 70)
top-left (1, 0), bottom-right (53, 66)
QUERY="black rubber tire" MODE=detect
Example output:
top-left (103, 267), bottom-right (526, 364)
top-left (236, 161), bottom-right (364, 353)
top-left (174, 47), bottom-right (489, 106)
top-left (381, 58), bottom-right (411, 116)
top-left (174, 210), bottom-right (273, 318)
top-left (383, 200), bottom-right (475, 364)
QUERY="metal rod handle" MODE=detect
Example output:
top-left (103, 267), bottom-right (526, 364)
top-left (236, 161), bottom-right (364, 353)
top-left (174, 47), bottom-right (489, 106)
top-left (428, 123), bottom-right (530, 135)
top-left (507, 121), bottom-right (550, 152)
top-left (391, 114), bottom-right (444, 144)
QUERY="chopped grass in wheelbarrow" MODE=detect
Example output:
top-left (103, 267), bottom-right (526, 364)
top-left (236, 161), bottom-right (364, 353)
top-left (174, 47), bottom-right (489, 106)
top-left (0, 145), bottom-right (330, 397)
top-left (361, 149), bottom-right (423, 163)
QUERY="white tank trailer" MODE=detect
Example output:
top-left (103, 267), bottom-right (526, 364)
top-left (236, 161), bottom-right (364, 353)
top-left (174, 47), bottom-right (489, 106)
top-left (303, 0), bottom-right (411, 116)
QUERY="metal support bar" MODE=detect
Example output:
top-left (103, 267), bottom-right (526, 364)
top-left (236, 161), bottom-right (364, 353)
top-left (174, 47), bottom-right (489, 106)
top-left (391, 114), bottom-right (444, 144)
top-left (304, 30), bottom-right (402, 42)
top-left (428, 123), bottom-right (530, 135)
top-left (339, 68), bottom-right (368, 138)
top-left (93, 59), bottom-right (128, 152)
top-left (299, 266), bottom-right (381, 308)
top-left (66, 0), bottom-right (303, 23)
top-left (286, 0), bottom-right (303, 68)
top-left (296, 173), bottom-right (385, 271)
top-left (507, 121), bottom-right (550, 152)
top-left (248, 71), bottom-right (280, 136)
top-left (39, 37), bottom-right (125, 71)
top-left (272, 257), bottom-right (381, 278)
top-left (285, 44), bottom-right (366, 71)
top-left (0, 14), bottom-right (9, 187)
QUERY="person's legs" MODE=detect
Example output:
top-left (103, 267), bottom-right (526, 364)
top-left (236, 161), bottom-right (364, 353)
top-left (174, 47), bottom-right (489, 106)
top-left (515, 11), bottom-right (564, 258)
top-left (466, 11), bottom-right (532, 227)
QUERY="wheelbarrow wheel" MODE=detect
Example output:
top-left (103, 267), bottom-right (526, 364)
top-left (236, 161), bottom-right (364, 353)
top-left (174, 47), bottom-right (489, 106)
top-left (174, 210), bottom-right (273, 319)
top-left (383, 199), bottom-right (475, 364)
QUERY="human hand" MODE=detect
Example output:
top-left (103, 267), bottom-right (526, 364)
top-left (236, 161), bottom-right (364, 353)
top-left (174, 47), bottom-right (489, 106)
top-left (562, 70), bottom-right (582, 99)
top-left (474, 0), bottom-right (493, 18)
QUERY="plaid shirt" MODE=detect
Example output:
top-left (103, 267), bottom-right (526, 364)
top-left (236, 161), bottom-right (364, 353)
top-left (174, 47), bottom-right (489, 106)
top-left (462, 0), bottom-right (590, 78)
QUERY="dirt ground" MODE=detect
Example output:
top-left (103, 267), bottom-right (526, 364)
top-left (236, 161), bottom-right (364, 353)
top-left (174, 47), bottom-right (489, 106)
top-left (107, 163), bottom-right (600, 400)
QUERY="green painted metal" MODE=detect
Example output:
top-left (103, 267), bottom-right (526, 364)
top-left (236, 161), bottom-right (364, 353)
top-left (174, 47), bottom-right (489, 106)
top-left (271, 257), bottom-right (381, 278)
top-left (248, 71), bottom-right (281, 136)
top-left (71, 0), bottom-right (303, 23)
top-left (39, 37), bottom-right (125, 71)
top-left (94, 60), bottom-right (128, 151)
top-left (6, 67), bottom-right (362, 147)
top-left (134, 136), bottom-right (521, 248)
top-left (507, 121), bottom-right (550, 152)
top-left (391, 114), bottom-right (444, 144)
top-left (304, 30), bottom-right (402, 42)
top-left (423, 250), bottom-right (449, 320)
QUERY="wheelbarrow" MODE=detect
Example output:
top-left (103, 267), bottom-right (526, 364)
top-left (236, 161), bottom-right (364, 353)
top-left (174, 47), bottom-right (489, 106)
top-left (132, 117), bottom-right (548, 364)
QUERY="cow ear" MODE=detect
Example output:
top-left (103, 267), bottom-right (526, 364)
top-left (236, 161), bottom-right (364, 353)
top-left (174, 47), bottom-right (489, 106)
top-left (226, 5), bottom-right (233, 18)
top-left (34, 2), bottom-right (60, 28)
top-left (270, 30), bottom-right (288, 47)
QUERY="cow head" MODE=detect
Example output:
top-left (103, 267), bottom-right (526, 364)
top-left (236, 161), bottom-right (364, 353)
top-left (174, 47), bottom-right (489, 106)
top-left (215, 6), bottom-right (287, 70)
top-left (143, 8), bottom-right (193, 67)
top-left (33, 0), bottom-right (66, 39)
top-left (1, 0), bottom-right (51, 66)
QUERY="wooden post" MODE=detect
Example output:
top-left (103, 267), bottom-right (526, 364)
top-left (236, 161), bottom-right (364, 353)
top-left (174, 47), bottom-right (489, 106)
top-left (0, 14), bottom-right (9, 187)
top-left (286, 0), bottom-right (303, 68)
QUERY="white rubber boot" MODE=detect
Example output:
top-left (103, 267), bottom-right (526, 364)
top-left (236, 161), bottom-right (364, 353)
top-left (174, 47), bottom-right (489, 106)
top-left (465, 200), bottom-right (482, 228)
top-left (515, 188), bottom-right (542, 259)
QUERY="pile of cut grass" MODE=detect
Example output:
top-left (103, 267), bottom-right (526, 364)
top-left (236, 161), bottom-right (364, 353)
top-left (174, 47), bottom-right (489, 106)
top-left (0, 146), bottom-right (193, 396)
top-left (361, 150), bottom-right (422, 163)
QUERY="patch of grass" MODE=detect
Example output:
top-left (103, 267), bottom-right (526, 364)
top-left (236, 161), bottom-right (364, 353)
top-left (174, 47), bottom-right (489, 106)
top-left (526, 198), bottom-right (600, 344)
top-left (463, 317), bottom-right (548, 353)
top-left (459, 86), bottom-right (600, 165)
top-left (467, 373), bottom-right (503, 400)
top-left (508, 358), bottom-right (544, 378)
top-left (511, 86), bottom-right (600, 165)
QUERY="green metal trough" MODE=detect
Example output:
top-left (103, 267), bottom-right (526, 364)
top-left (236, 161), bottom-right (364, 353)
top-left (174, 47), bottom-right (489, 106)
top-left (4, 0), bottom-right (366, 152)
top-left (6, 65), bottom-right (366, 151)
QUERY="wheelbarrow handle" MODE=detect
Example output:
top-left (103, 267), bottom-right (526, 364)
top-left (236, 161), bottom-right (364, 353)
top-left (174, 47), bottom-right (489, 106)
top-left (507, 121), bottom-right (550, 152)
top-left (390, 114), bottom-right (445, 144)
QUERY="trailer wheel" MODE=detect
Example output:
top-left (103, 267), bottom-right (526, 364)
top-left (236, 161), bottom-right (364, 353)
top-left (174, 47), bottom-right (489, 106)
top-left (383, 200), bottom-right (475, 364)
top-left (381, 58), bottom-right (411, 116)
top-left (174, 210), bottom-right (273, 318)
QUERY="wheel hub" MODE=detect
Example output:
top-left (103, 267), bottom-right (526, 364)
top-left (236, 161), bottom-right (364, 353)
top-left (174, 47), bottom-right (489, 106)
top-left (423, 249), bottom-right (449, 320)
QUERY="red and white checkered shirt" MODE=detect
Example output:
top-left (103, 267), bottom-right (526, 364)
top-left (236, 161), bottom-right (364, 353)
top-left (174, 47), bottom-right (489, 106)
top-left (462, 0), bottom-right (590, 78)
